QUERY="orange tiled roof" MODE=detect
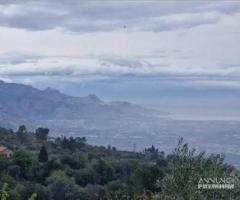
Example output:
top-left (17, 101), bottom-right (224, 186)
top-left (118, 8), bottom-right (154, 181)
top-left (0, 146), bottom-right (7, 152)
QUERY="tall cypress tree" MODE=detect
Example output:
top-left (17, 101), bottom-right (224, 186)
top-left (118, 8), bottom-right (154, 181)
top-left (38, 146), bottom-right (48, 163)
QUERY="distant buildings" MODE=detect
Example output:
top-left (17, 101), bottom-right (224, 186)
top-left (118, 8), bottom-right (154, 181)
top-left (0, 145), bottom-right (13, 158)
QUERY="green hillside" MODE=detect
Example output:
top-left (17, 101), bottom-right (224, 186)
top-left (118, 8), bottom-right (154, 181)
top-left (0, 126), bottom-right (239, 200)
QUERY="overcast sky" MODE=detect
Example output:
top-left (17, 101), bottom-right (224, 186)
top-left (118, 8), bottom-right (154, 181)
top-left (0, 0), bottom-right (239, 111)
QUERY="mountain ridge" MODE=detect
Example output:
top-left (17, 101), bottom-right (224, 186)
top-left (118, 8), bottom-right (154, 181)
top-left (0, 80), bottom-right (160, 128)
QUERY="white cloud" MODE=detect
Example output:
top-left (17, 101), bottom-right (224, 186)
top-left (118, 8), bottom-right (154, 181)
top-left (0, 1), bottom-right (239, 32)
top-left (0, 1), bottom-right (239, 91)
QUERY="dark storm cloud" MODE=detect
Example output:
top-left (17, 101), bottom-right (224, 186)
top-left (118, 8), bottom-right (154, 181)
top-left (0, 1), bottom-right (239, 32)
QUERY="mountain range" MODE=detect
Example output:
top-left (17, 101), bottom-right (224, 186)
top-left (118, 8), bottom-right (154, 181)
top-left (0, 80), bottom-right (163, 129)
top-left (1, 80), bottom-right (240, 166)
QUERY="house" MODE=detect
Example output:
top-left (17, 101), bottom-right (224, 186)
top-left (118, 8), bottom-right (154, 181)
top-left (0, 145), bottom-right (13, 158)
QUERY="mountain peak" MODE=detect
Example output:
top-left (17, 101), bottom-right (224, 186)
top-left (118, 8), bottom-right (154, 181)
top-left (44, 87), bottom-right (62, 94)
top-left (86, 94), bottom-right (102, 102)
top-left (0, 80), bottom-right (5, 84)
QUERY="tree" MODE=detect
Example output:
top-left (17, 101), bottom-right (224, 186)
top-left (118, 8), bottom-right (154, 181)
top-left (35, 128), bottom-right (49, 141)
top-left (93, 159), bottom-right (114, 184)
top-left (13, 150), bottom-right (34, 179)
top-left (61, 137), bottom-right (69, 149)
top-left (75, 168), bottom-right (96, 187)
top-left (28, 193), bottom-right (36, 200)
top-left (0, 157), bottom-right (9, 171)
top-left (60, 153), bottom-right (85, 169)
top-left (0, 183), bottom-right (9, 200)
top-left (47, 177), bottom-right (85, 200)
top-left (8, 165), bottom-right (21, 180)
top-left (19, 184), bottom-right (49, 200)
top-left (38, 146), bottom-right (48, 163)
top-left (145, 145), bottom-right (160, 160)
top-left (159, 138), bottom-right (232, 199)
top-left (17, 125), bottom-right (27, 134)
top-left (16, 125), bottom-right (27, 142)
top-left (33, 184), bottom-right (49, 200)
top-left (131, 165), bottom-right (164, 194)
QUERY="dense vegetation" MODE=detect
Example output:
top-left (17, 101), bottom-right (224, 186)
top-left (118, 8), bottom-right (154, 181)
top-left (0, 125), bottom-right (239, 200)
